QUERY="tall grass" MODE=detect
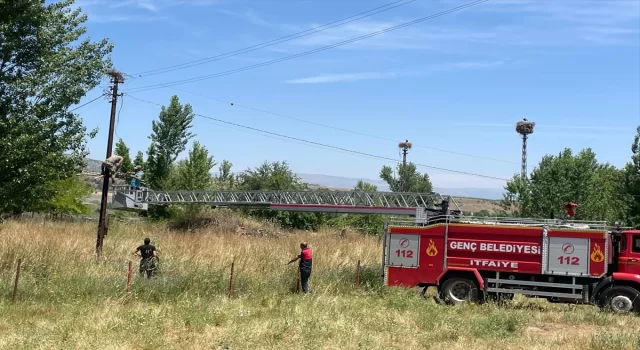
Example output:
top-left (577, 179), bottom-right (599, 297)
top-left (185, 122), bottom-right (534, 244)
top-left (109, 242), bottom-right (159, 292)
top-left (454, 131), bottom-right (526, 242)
top-left (1, 217), bottom-right (639, 349)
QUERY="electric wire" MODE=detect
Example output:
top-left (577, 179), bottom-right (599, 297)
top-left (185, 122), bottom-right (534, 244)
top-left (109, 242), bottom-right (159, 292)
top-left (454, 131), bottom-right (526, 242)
top-left (123, 72), bottom-right (525, 165)
top-left (126, 0), bottom-right (491, 92)
top-left (69, 94), bottom-right (106, 112)
top-left (125, 93), bottom-right (509, 181)
top-left (197, 117), bottom-right (387, 160)
top-left (134, 0), bottom-right (417, 77)
top-left (114, 94), bottom-right (125, 139)
top-left (118, 0), bottom-right (512, 165)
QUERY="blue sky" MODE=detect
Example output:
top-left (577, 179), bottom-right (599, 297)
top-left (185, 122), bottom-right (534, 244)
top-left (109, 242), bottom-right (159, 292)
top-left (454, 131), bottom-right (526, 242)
top-left (71, 0), bottom-right (640, 190)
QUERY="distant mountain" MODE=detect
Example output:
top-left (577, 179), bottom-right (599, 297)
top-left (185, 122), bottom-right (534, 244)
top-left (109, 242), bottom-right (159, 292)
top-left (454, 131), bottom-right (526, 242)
top-left (296, 173), bottom-right (391, 191)
top-left (85, 158), bottom-right (103, 173)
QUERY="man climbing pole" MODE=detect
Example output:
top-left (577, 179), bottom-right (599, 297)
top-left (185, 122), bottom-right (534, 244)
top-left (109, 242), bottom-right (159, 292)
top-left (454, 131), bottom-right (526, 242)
top-left (288, 242), bottom-right (312, 293)
top-left (102, 155), bottom-right (123, 182)
top-left (133, 238), bottom-right (158, 279)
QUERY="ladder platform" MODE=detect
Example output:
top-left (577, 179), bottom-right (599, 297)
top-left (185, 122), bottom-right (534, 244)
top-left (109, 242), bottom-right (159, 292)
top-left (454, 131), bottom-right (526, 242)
top-left (110, 186), bottom-right (451, 216)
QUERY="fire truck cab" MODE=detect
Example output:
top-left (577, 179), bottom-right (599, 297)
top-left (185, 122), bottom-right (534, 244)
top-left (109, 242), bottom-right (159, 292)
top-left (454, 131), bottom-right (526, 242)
top-left (382, 211), bottom-right (640, 314)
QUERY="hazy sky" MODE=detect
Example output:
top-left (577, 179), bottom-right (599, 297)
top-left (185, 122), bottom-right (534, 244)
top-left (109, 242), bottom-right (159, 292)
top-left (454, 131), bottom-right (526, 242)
top-left (71, 0), bottom-right (640, 189)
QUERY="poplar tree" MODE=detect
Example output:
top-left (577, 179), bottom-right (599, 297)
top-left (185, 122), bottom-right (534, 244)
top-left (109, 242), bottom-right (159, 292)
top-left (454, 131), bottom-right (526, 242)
top-left (380, 163), bottom-right (433, 193)
top-left (114, 139), bottom-right (133, 173)
top-left (145, 95), bottom-right (195, 190)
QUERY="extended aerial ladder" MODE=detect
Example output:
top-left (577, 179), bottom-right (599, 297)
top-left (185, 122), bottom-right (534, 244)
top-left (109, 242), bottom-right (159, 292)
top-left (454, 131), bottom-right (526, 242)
top-left (111, 185), bottom-right (462, 220)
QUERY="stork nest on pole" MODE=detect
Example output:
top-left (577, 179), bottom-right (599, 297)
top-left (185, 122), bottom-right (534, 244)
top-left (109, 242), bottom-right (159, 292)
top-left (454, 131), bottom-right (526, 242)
top-left (516, 121), bottom-right (535, 135)
top-left (105, 68), bottom-right (125, 83)
top-left (398, 141), bottom-right (412, 149)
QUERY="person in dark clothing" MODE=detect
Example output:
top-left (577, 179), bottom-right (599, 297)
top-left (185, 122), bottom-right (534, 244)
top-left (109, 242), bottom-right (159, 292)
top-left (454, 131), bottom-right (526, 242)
top-left (133, 238), bottom-right (158, 278)
top-left (288, 242), bottom-right (312, 293)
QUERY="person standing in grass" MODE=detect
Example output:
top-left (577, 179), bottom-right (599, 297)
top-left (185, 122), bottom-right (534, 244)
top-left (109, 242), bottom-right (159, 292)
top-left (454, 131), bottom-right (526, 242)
top-left (288, 242), bottom-right (312, 293)
top-left (133, 238), bottom-right (158, 279)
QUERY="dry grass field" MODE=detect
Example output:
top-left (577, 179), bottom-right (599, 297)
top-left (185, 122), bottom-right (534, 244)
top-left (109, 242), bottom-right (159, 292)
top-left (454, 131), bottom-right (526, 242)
top-left (452, 197), bottom-right (502, 213)
top-left (1, 216), bottom-right (639, 350)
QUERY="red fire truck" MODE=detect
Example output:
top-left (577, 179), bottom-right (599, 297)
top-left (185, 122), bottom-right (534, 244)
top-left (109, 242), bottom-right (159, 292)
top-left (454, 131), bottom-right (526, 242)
top-left (382, 212), bottom-right (640, 314)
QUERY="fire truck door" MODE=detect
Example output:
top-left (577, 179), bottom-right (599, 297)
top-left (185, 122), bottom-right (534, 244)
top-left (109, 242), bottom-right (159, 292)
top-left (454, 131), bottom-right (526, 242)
top-left (386, 234), bottom-right (420, 268)
top-left (546, 237), bottom-right (590, 275)
top-left (619, 233), bottom-right (640, 275)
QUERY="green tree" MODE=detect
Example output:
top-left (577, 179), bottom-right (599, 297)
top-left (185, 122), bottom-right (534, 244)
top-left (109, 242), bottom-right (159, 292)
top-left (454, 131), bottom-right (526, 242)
top-left (622, 126), bottom-right (640, 226)
top-left (0, 0), bottom-right (112, 213)
top-left (167, 141), bottom-right (216, 191)
top-left (380, 163), bottom-right (433, 193)
top-left (237, 160), bottom-right (304, 191)
top-left (237, 160), bottom-right (327, 230)
top-left (36, 176), bottom-right (93, 215)
top-left (133, 151), bottom-right (146, 169)
top-left (354, 180), bottom-right (377, 192)
top-left (327, 180), bottom-right (385, 235)
top-left (500, 174), bottom-right (531, 216)
top-left (474, 209), bottom-right (493, 217)
top-left (165, 142), bottom-right (216, 221)
top-left (502, 148), bottom-right (625, 223)
top-left (114, 139), bottom-right (133, 173)
top-left (216, 160), bottom-right (235, 189)
top-left (146, 95), bottom-right (195, 190)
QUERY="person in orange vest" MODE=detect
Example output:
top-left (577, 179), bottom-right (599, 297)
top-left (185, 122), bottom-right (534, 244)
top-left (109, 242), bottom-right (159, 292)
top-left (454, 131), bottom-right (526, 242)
top-left (288, 242), bottom-right (312, 293)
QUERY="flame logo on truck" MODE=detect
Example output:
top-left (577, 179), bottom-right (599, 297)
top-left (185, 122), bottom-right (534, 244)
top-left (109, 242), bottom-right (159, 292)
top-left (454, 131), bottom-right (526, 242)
top-left (590, 243), bottom-right (604, 263)
top-left (426, 239), bottom-right (438, 257)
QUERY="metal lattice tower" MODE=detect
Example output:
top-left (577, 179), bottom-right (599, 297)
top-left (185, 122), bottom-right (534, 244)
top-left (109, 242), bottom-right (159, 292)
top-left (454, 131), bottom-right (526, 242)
top-left (515, 118), bottom-right (535, 179)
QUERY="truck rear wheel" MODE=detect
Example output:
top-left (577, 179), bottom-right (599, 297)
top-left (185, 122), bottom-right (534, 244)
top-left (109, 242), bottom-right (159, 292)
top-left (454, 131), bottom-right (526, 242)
top-left (599, 286), bottom-right (640, 314)
top-left (439, 277), bottom-right (479, 304)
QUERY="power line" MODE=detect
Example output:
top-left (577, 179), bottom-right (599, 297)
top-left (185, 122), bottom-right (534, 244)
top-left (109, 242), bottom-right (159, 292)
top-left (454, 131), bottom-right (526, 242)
top-left (69, 94), bottom-right (106, 112)
top-left (125, 93), bottom-right (509, 181)
top-left (119, 0), bottom-right (510, 164)
top-left (148, 85), bottom-right (521, 165)
top-left (197, 117), bottom-right (387, 160)
top-left (114, 94), bottom-right (125, 139)
top-left (134, 0), bottom-right (417, 77)
top-left (126, 0), bottom-right (491, 92)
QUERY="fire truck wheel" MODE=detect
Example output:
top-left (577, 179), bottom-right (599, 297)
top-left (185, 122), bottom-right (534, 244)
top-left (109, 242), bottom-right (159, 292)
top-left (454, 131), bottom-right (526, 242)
top-left (439, 277), bottom-right (479, 304)
top-left (599, 286), bottom-right (640, 314)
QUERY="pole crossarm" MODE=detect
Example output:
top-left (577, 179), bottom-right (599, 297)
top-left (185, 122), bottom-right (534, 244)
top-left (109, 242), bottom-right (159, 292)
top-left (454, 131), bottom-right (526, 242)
top-left (112, 186), bottom-right (444, 215)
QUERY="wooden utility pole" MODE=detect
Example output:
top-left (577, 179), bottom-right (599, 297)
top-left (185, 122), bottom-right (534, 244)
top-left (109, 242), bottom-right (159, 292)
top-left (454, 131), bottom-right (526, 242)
top-left (96, 69), bottom-right (124, 258)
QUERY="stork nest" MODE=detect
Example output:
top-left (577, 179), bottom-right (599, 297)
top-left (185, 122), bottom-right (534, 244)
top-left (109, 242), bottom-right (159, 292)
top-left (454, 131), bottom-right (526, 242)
top-left (516, 121), bottom-right (535, 135)
top-left (398, 141), bottom-right (412, 149)
top-left (105, 68), bottom-right (125, 83)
